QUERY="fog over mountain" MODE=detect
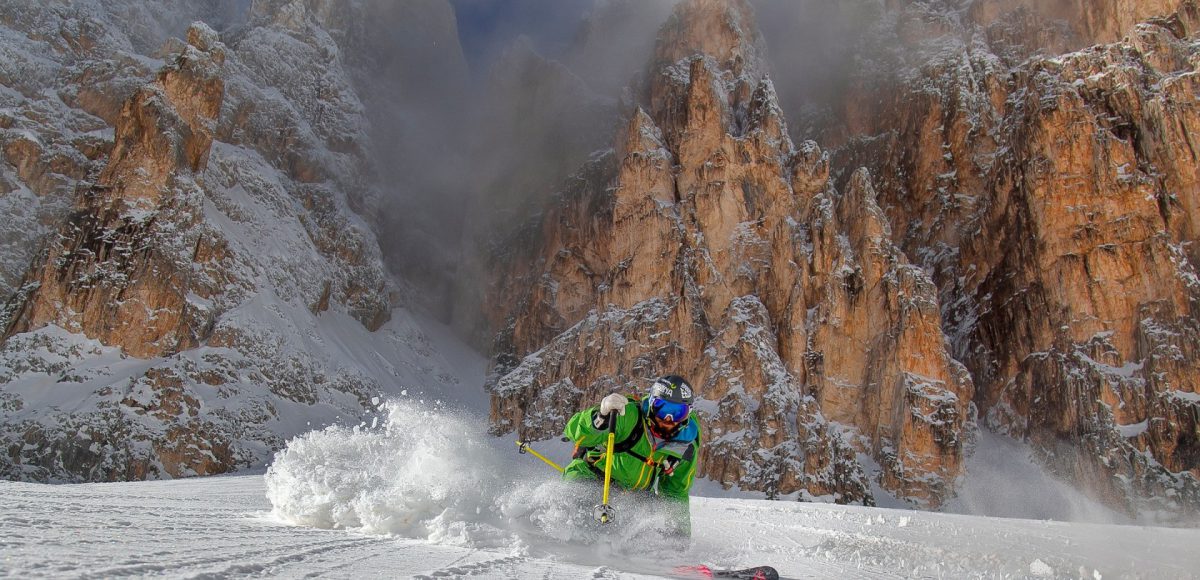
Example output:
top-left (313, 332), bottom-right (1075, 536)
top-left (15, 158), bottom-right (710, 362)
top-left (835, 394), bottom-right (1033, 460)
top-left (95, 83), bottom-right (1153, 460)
top-left (373, 0), bottom-right (879, 332)
top-left (372, 0), bottom-right (902, 330)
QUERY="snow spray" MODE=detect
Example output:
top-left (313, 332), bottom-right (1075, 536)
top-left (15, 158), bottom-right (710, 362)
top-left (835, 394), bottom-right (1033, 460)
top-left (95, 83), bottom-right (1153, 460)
top-left (264, 399), bottom-right (515, 544)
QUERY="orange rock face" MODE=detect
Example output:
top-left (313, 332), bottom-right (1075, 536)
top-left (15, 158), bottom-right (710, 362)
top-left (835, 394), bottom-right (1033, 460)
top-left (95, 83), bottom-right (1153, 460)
top-left (3, 24), bottom-right (227, 358)
top-left (967, 0), bottom-right (1185, 47)
top-left (838, 1), bottom-right (1200, 513)
top-left (487, 0), bottom-right (973, 506)
top-left (0, 3), bottom-right (455, 485)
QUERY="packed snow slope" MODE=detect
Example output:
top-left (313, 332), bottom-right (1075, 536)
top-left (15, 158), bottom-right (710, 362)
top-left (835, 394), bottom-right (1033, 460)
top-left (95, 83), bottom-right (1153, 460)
top-left (3, 401), bottom-right (1198, 579)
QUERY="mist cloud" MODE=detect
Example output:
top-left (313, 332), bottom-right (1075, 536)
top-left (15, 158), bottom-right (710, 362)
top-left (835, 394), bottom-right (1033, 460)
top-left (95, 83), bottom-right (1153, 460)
top-left (361, 0), bottom-right (681, 337)
top-left (451, 0), bottom-right (594, 74)
top-left (945, 430), bottom-right (1132, 525)
top-left (750, 0), bottom-right (887, 142)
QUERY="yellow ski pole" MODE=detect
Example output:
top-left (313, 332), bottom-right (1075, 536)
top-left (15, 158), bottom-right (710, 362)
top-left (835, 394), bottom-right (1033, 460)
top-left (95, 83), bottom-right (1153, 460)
top-left (515, 440), bottom-right (564, 473)
top-left (593, 420), bottom-right (617, 524)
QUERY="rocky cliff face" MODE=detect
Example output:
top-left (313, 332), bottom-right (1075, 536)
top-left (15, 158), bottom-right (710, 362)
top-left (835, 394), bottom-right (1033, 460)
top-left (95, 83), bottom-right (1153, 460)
top-left (965, 0), bottom-right (1183, 50)
top-left (4, 24), bottom-right (227, 358)
top-left (830, 0), bottom-right (1200, 516)
top-left (487, 0), bottom-right (974, 507)
top-left (0, 0), bottom-right (471, 482)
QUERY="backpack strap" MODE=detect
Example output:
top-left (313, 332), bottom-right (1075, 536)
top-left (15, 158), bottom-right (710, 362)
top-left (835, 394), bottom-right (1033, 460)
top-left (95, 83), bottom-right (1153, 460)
top-left (611, 398), bottom-right (645, 455)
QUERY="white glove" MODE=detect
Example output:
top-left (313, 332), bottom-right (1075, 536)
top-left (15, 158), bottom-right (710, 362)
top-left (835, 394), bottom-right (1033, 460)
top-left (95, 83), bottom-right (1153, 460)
top-left (599, 393), bottom-right (627, 417)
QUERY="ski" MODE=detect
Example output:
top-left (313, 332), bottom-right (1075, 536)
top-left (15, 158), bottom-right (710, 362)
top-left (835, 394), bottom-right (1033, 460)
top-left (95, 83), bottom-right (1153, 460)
top-left (674, 565), bottom-right (780, 580)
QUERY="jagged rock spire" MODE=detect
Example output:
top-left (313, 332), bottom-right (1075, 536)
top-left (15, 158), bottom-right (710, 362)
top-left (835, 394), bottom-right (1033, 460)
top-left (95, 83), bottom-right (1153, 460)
top-left (652, 0), bottom-right (767, 80)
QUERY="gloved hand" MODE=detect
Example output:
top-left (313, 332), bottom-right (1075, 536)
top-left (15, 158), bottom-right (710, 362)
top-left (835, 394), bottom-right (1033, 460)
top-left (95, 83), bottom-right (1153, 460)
top-left (599, 393), bottom-right (627, 417)
top-left (593, 393), bottom-right (627, 430)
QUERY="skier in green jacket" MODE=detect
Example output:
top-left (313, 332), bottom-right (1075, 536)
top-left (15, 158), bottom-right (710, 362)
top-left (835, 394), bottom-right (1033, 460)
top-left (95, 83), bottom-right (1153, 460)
top-left (562, 375), bottom-right (702, 536)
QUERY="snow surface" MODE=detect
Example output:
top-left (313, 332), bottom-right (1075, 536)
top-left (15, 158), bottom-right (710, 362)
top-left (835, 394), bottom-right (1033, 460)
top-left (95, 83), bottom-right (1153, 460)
top-left (4, 401), bottom-right (1198, 579)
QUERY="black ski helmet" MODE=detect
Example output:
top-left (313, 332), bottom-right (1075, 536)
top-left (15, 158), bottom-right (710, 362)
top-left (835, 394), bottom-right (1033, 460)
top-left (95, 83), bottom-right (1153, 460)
top-left (648, 375), bottom-right (694, 405)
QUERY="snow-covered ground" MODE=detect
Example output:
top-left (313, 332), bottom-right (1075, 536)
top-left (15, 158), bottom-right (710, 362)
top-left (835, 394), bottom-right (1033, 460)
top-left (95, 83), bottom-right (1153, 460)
top-left (4, 400), bottom-right (1198, 579)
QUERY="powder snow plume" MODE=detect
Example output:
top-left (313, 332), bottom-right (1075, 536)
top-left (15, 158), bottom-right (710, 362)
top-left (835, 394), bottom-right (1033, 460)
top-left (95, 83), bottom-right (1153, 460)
top-left (265, 399), bottom-right (514, 543)
top-left (264, 399), bottom-right (703, 559)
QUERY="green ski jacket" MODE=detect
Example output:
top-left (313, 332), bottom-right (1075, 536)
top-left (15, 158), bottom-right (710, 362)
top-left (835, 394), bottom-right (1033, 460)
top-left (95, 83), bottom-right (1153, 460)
top-left (561, 396), bottom-right (702, 532)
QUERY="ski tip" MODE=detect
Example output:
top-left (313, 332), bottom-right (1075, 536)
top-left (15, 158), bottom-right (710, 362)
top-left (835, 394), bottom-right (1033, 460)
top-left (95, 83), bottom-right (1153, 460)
top-left (673, 565), bottom-right (779, 580)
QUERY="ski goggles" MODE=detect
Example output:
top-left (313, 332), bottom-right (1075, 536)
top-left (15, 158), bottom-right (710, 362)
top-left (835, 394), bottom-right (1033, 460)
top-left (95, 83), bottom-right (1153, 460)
top-left (649, 397), bottom-right (690, 423)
